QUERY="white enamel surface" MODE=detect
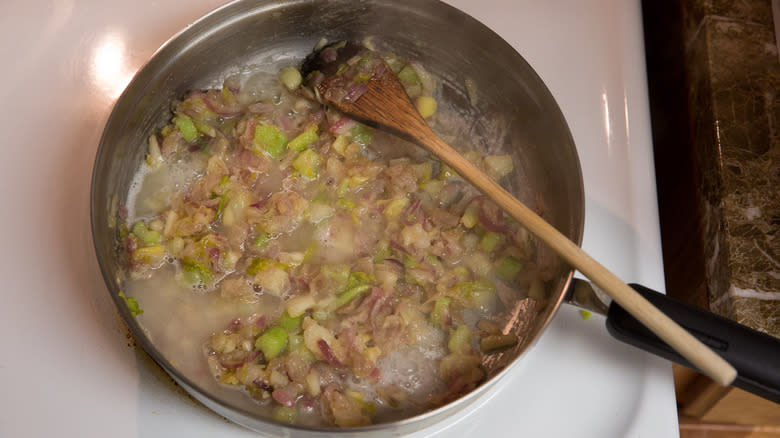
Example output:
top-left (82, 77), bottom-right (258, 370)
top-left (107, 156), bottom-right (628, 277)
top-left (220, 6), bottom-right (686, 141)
top-left (0, 0), bottom-right (678, 437)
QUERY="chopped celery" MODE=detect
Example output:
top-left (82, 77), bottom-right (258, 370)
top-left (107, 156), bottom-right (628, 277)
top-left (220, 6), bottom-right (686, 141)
top-left (410, 162), bottom-right (433, 182)
top-left (346, 271), bottom-right (372, 289)
top-left (338, 199), bottom-right (356, 211)
top-left (333, 284), bottom-right (372, 309)
top-left (354, 72), bottom-right (371, 83)
top-left (288, 126), bottom-right (319, 151)
top-left (479, 231), bottom-right (505, 252)
top-left (311, 308), bottom-right (330, 321)
top-left (579, 310), bottom-right (592, 321)
top-left (287, 333), bottom-right (305, 351)
top-left (397, 65), bottom-right (420, 85)
top-left (451, 280), bottom-right (496, 310)
top-left (254, 233), bottom-right (272, 247)
top-left (337, 176), bottom-right (369, 197)
top-left (372, 240), bottom-right (390, 264)
top-left (350, 123), bottom-right (374, 145)
top-left (132, 245), bottom-right (165, 263)
top-left (288, 333), bottom-right (316, 362)
top-left (415, 96), bottom-right (437, 119)
top-left (306, 202), bottom-right (335, 224)
top-left (272, 405), bottom-right (298, 423)
top-left (331, 135), bottom-right (350, 156)
top-left (254, 124), bottom-right (288, 158)
top-left (215, 192), bottom-right (228, 221)
top-left (132, 221), bottom-right (160, 245)
top-left (221, 87), bottom-right (235, 104)
top-left (403, 254), bottom-right (418, 269)
top-left (246, 258), bottom-right (282, 276)
top-left (292, 149), bottom-right (321, 179)
top-left (460, 205), bottom-right (479, 228)
top-left (183, 260), bottom-right (213, 284)
top-left (279, 311), bottom-right (302, 331)
top-left (278, 66), bottom-right (303, 91)
top-left (193, 119), bottom-right (216, 137)
top-left (255, 326), bottom-right (288, 360)
top-left (420, 179), bottom-right (444, 197)
top-left (118, 291), bottom-right (143, 317)
top-left (448, 325), bottom-right (472, 354)
top-left (430, 297), bottom-right (451, 327)
top-left (286, 294), bottom-right (315, 318)
top-left (495, 256), bottom-right (523, 281)
top-left (438, 164), bottom-right (457, 180)
top-left (174, 115), bottom-right (198, 142)
top-left (302, 242), bottom-right (318, 263)
top-left (483, 155), bottom-right (514, 180)
top-left (322, 264), bottom-right (350, 286)
top-left (383, 197), bottom-right (409, 218)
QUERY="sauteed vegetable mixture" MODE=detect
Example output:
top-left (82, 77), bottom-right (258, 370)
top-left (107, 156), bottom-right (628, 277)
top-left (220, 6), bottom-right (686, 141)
top-left (122, 45), bottom-right (541, 427)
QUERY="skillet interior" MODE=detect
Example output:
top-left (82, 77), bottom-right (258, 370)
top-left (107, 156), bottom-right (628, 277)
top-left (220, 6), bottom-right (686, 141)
top-left (91, 0), bottom-right (584, 435)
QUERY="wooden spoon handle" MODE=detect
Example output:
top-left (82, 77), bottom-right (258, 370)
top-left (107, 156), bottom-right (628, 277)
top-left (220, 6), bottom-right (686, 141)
top-left (420, 128), bottom-right (737, 386)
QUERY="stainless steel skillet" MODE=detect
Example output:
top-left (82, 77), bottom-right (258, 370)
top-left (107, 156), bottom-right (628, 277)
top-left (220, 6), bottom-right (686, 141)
top-left (91, 0), bottom-right (780, 436)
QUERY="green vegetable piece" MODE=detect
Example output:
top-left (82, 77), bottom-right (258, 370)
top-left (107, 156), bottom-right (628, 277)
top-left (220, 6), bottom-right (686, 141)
top-left (246, 258), bottom-right (275, 276)
top-left (415, 96), bottom-right (437, 119)
top-left (495, 256), bottom-right (523, 281)
top-left (350, 123), bottom-right (374, 145)
top-left (333, 284), bottom-right (372, 309)
top-left (354, 72), bottom-right (371, 83)
top-left (132, 221), bottom-right (160, 245)
top-left (174, 115), bottom-right (198, 142)
top-left (580, 310), bottom-right (592, 321)
top-left (279, 311), bottom-right (302, 331)
top-left (118, 292), bottom-right (143, 317)
top-left (452, 280), bottom-right (496, 310)
top-left (397, 65), bottom-right (420, 85)
top-left (288, 333), bottom-right (305, 350)
top-left (322, 265), bottom-right (350, 283)
top-left (373, 240), bottom-right (390, 264)
top-left (216, 193), bottom-right (228, 220)
top-left (403, 254), bottom-right (418, 269)
top-left (448, 325), bottom-right (472, 354)
top-left (288, 127), bottom-right (319, 151)
top-left (292, 148), bottom-right (321, 179)
top-left (183, 260), bottom-right (213, 284)
top-left (460, 205), bottom-right (479, 229)
top-left (346, 271), bottom-right (372, 289)
top-left (311, 309), bottom-right (330, 322)
top-left (193, 119), bottom-right (216, 137)
top-left (254, 124), bottom-right (288, 158)
top-left (272, 405), bottom-right (298, 423)
top-left (337, 179), bottom-right (351, 198)
top-left (452, 266), bottom-right (471, 281)
top-left (255, 326), bottom-right (288, 360)
top-left (430, 297), bottom-right (451, 327)
top-left (287, 334), bottom-right (316, 362)
top-left (278, 66), bottom-right (303, 91)
top-left (254, 234), bottom-right (271, 248)
top-left (479, 231), bottom-right (504, 253)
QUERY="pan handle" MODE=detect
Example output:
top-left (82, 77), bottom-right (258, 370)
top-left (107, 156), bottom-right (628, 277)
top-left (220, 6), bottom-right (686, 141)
top-left (606, 284), bottom-right (780, 404)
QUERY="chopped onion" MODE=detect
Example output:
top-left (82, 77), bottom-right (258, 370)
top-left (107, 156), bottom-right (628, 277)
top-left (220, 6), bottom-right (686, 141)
top-left (273, 388), bottom-right (296, 408)
top-left (329, 117), bottom-right (357, 135)
top-left (317, 339), bottom-right (345, 368)
top-left (343, 83), bottom-right (368, 103)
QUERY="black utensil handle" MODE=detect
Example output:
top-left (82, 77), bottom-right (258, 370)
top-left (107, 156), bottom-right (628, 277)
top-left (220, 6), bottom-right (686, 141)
top-left (606, 284), bottom-right (780, 404)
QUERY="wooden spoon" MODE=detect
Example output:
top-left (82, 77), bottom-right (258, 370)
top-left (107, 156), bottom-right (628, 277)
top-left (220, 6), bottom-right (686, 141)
top-left (301, 42), bottom-right (736, 386)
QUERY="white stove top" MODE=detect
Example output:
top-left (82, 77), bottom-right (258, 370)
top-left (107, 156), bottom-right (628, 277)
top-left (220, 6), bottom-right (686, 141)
top-left (0, 0), bottom-right (679, 436)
